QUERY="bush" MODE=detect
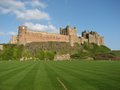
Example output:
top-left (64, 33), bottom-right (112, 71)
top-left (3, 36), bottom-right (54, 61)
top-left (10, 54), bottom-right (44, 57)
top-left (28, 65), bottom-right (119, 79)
top-left (71, 43), bottom-right (111, 60)
top-left (71, 51), bottom-right (91, 59)
top-left (44, 51), bottom-right (55, 60)
top-left (0, 44), bottom-right (24, 60)
top-left (35, 50), bottom-right (55, 60)
top-left (35, 50), bottom-right (45, 60)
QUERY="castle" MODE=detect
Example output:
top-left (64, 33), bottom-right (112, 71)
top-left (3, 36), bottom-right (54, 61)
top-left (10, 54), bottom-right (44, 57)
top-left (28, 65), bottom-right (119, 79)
top-left (10, 25), bottom-right (104, 46)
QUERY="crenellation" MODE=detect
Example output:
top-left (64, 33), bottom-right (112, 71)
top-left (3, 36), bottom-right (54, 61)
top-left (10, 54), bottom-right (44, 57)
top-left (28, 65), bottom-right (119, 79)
top-left (10, 25), bottom-right (104, 46)
top-left (81, 30), bottom-right (104, 45)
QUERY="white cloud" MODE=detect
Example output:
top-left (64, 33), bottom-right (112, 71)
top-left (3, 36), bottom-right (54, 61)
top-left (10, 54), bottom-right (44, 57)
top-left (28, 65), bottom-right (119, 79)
top-left (14, 9), bottom-right (50, 20)
top-left (0, 7), bottom-right (12, 14)
top-left (0, 0), bottom-right (25, 8)
top-left (32, 0), bottom-right (47, 8)
top-left (25, 0), bottom-right (47, 8)
top-left (0, 0), bottom-right (50, 21)
top-left (77, 34), bottom-right (81, 37)
top-left (8, 32), bottom-right (17, 35)
top-left (24, 22), bottom-right (58, 33)
top-left (0, 0), bottom-right (25, 14)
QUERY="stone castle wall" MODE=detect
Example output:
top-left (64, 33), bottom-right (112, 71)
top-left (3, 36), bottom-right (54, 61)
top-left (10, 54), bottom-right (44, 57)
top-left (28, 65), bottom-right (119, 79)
top-left (17, 25), bottom-right (77, 46)
top-left (81, 31), bottom-right (104, 45)
top-left (25, 31), bottom-right (69, 43)
top-left (9, 36), bottom-right (18, 44)
top-left (10, 25), bottom-right (104, 46)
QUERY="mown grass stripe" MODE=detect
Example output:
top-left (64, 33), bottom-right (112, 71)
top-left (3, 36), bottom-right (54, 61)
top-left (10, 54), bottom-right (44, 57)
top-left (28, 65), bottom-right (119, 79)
top-left (46, 62), bottom-right (96, 90)
top-left (53, 61), bottom-right (120, 80)
top-left (0, 62), bottom-right (36, 90)
top-left (57, 77), bottom-right (68, 90)
top-left (0, 61), bottom-right (120, 90)
top-left (50, 61), bottom-right (120, 90)
top-left (34, 62), bottom-right (54, 90)
top-left (0, 61), bottom-right (24, 72)
top-left (0, 61), bottom-right (33, 77)
top-left (12, 62), bottom-right (39, 90)
top-left (44, 62), bottom-right (64, 90)
top-left (45, 62), bottom-right (77, 90)
top-left (0, 63), bottom-right (29, 76)
top-left (0, 62), bottom-right (33, 83)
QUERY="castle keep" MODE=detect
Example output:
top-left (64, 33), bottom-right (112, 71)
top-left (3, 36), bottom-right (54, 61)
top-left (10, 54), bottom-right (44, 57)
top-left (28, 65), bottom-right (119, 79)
top-left (10, 25), bottom-right (104, 46)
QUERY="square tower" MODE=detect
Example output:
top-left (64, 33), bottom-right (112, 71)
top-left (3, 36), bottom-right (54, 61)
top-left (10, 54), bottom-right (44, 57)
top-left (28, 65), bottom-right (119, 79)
top-left (18, 26), bottom-right (27, 45)
top-left (60, 25), bottom-right (78, 46)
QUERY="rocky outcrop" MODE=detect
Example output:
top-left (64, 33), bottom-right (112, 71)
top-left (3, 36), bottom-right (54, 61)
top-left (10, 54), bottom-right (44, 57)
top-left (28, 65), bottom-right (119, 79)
top-left (54, 54), bottom-right (70, 61)
top-left (0, 45), bottom-right (3, 50)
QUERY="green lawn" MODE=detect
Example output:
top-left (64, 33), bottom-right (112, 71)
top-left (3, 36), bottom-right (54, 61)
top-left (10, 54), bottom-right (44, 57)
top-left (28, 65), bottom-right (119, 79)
top-left (0, 60), bottom-right (120, 90)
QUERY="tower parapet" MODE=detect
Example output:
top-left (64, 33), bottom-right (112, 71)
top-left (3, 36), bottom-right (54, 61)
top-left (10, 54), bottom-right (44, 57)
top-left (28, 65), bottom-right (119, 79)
top-left (18, 26), bottom-right (27, 45)
top-left (60, 25), bottom-right (78, 46)
top-left (81, 30), bottom-right (104, 45)
top-left (18, 26), bottom-right (27, 35)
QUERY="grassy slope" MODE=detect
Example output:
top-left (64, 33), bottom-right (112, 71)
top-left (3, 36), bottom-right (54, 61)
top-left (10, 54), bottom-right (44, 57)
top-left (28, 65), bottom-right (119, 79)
top-left (112, 50), bottom-right (120, 57)
top-left (0, 61), bottom-right (120, 90)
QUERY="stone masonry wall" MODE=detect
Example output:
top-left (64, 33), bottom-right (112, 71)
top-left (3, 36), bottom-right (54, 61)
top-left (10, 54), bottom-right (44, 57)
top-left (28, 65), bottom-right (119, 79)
top-left (10, 26), bottom-right (104, 46)
top-left (22, 30), bottom-right (69, 44)
top-left (9, 36), bottom-right (17, 44)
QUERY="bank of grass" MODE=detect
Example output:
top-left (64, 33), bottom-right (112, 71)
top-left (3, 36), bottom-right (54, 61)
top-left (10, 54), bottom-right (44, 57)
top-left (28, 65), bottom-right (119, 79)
top-left (0, 60), bottom-right (120, 90)
top-left (71, 43), bottom-right (111, 60)
top-left (0, 44), bottom-right (55, 60)
top-left (1, 43), bottom-right (120, 60)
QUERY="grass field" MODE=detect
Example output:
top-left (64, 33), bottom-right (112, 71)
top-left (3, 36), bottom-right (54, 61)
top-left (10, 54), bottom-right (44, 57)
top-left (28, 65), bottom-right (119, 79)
top-left (0, 60), bottom-right (120, 90)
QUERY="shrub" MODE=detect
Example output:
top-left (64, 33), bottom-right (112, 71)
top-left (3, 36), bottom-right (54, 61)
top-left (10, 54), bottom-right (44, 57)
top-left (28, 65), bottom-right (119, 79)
top-left (0, 44), bottom-right (24, 60)
top-left (35, 50), bottom-right (55, 60)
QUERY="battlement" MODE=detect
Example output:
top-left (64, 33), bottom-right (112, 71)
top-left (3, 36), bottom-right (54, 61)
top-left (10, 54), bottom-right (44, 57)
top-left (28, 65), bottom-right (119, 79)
top-left (60, 25), bottom-right (77, 36)
top-left (82, 31), bottom-right (99, 37)
top-left (81, 30), bottom-right (104, 45)
top-left (9, 25), bottom-right (104, 46)
top-left (18, 26), bottom-right (27, 35)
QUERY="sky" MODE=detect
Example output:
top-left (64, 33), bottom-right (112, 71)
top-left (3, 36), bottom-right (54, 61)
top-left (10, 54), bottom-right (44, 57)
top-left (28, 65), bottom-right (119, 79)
top-left (0, 0), bottom-right (120, 50)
